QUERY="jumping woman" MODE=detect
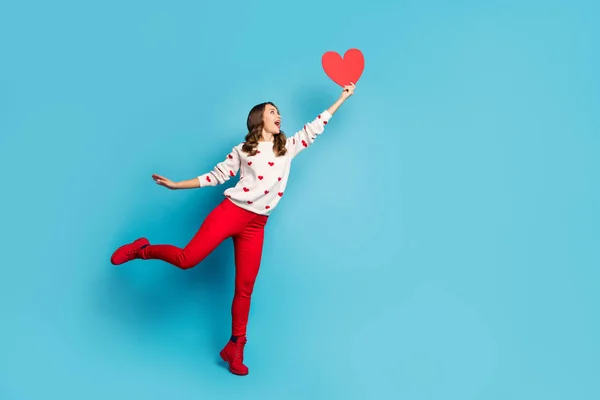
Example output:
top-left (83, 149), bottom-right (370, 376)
top-left (110, 82), bottom-right (356, 375)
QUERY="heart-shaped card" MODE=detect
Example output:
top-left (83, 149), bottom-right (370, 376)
top-left (322, 48), bottom-right (364, 87)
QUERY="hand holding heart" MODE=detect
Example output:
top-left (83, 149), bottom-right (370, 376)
top-left (340, 82), bottom-right (355, 100)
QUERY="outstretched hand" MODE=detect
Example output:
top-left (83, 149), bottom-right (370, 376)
top-left (152, 174), bottom-right (178, 190)
top-left (341, 82), bottom-right (356, 100)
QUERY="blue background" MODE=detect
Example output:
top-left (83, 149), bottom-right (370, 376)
top-left (1, 0), bottom-right (598, 399)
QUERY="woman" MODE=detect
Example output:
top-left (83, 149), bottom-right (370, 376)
top-left (110, 82), bottom-right (356, 375)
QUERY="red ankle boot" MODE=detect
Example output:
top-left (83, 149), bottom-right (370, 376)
top-left (110, 238), bottom-right (149, 265)
top-left (220, 336), bottom-right (249, 375)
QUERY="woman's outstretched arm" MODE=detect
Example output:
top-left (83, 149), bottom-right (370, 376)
top-left (152, 144), bottom-right (242, 190)
top-left (328, 82), bottom-right (355, 115)
top-left (152, 174), bottom-right (199, 189)
top-left (285, 83), bottom-right (356, 159)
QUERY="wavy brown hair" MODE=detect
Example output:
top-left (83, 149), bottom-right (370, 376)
top-left (242, 102), bottom-right (288, 157)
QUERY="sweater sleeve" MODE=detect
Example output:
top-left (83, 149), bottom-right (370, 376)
top-left (286, 110), bottom-right (332, 159)
top-left (197, 145), bottom-right (241, 187)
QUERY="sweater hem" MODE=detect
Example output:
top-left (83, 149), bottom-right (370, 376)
top-left (225, 196), bottom-right (273, 216)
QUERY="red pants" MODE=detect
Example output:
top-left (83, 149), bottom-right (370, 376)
top-left (139, 198), bottom-right (268, 337)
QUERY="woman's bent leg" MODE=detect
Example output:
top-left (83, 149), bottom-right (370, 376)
top-left (139, 200), bottom-right (238, 269)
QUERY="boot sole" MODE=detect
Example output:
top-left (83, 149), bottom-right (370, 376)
top-left (220, 350), bottom-right (249, 376)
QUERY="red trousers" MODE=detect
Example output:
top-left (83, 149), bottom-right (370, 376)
top-left (139, 198), bottom-right (268, 337)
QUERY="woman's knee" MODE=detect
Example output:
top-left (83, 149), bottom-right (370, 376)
top-left (176, 252), bottom-right (200, 269)
top-left (235, 279), bottom-right (257, 297)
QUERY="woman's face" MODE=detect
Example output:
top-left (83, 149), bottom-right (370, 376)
top-left (262, 104), bottom-right (281, 134)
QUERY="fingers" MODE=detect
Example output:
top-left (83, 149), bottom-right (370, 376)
top-left (343, 82), bottom-right (355, 91)
top-left (152, 174), bottom-right (169, 186)
top-left (342, 82), bottom-right (355, 97)
top-left (153, 174), bottom-right (170, 185)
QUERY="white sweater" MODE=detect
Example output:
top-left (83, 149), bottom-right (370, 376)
top-left (198, 110), bottom-right (332, 215)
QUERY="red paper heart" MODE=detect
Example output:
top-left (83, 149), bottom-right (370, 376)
top-left (322, 48), bottom-right (364, 87)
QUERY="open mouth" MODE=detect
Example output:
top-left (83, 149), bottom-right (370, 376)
top-left (275, 121), bottom-right (281, 128)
